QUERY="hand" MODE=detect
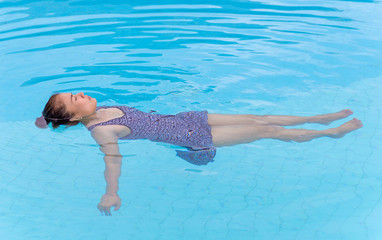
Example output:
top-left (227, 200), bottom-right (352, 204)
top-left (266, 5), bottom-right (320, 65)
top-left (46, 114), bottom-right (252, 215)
top-left (97, 193), bottom-right (121, 216)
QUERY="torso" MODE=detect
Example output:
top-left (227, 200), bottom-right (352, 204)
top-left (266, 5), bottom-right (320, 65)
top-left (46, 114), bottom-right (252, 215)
top-left (85, 107), bottom-right (131, 138)
top-left (85, 105), bottom-right (214, 149)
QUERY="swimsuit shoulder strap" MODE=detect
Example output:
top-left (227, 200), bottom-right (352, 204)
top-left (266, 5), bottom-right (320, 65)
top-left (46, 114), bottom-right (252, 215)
top-left (87, 105), bottom-right (127, 131)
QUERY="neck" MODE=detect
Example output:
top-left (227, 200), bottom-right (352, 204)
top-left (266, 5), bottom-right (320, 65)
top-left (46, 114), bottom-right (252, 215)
top-left (79, 111), bottom-right (98, 125)
top-left (79, 107), bottom-right (124, 128)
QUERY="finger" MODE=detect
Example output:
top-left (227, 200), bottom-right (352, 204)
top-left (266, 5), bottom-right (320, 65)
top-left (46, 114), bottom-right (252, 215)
top-left (106, 207), bottom-right (111, 216)
top-left (115, 201), bottom-right (121, 211)
top-left (101, 206), bottom-right (108, 216)
top-left (97, 204), bottom-right (103, 215)
top-left (99, 206), bottom-right (105, 216)
top-left (103, 207), bottom-right (109, 216)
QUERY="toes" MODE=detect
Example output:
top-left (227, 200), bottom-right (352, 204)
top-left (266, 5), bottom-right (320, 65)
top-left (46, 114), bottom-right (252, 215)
top-left (341, 109), bottom-right (353, 115)
top-left (350, 118), bottom-right (363, 128)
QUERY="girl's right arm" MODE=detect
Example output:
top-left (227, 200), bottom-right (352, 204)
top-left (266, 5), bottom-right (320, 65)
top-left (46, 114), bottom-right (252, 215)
top-left (91, 126), bottom-right (123, 216)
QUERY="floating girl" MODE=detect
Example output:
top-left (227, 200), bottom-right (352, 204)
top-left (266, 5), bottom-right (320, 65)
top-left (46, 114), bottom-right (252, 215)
top-left (36, 92), bottom-right (362, 215)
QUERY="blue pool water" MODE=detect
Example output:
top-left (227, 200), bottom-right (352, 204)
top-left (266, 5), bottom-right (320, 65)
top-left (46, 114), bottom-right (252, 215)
top-left (1, 0), bottom-right (382, 239)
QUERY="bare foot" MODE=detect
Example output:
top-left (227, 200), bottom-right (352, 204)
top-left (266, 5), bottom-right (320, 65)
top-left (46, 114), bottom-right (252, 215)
top-left (317, 109), bottom-right (353, 125)
top-left (330, 118), bottom-right (363, 138)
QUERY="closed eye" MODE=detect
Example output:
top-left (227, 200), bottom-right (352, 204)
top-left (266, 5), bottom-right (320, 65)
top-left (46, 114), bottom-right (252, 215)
top-left (71, 93), bottom-right (77, 102)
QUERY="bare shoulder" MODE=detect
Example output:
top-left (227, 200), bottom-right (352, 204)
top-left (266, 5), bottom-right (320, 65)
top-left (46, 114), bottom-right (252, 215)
top-left (91, 126), bottom-right (123, 156)
top-left (91, 125), bottom-right (130, 144)
top-left (91, 126), bottom-right (117, 144)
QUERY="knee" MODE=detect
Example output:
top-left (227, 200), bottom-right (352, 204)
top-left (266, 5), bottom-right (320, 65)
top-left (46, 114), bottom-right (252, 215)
top-left (260, 125), bottom-right (284, 138)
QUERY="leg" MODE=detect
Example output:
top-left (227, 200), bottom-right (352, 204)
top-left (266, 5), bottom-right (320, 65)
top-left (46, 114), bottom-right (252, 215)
top-left (211, 118), bottom-right (362, 147)
top-left (207, 109), bottom-right (353, 126)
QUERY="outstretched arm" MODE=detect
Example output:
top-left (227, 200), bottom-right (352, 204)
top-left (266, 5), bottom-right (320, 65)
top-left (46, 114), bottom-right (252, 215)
top-left (101, 142), bottom-right (121, 196)
top-left (91, 126), bottom-right (122, 216)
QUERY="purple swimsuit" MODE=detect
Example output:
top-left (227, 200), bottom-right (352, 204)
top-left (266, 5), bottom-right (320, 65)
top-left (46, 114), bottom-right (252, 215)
top-left (88, 106), bottom-right (216, 165)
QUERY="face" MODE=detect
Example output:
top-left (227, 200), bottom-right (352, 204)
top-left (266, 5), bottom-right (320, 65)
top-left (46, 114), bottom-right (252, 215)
top-left (57, 92), bottom-right (97, 120)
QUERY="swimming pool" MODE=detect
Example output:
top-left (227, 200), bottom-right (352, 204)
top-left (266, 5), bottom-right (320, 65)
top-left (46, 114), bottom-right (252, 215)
top-left (1, 0), bottom-right (382, 239)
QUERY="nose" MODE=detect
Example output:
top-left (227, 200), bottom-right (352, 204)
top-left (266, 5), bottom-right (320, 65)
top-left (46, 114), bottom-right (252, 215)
top-left (77, 92), bottom-right (85, 98)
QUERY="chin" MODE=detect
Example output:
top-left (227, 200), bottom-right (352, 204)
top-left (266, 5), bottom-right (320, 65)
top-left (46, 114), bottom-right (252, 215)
top-left (92, 98), bottom-right (98, 109)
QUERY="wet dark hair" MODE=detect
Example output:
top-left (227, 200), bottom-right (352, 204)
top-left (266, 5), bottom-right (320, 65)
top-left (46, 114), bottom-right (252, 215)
top-left (37, 93), bottom-right (80, 129)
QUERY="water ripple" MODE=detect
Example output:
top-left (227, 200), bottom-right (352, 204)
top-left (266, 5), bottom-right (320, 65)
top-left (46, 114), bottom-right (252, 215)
top-left (0, 0), bottom-right (380, 116)
top-left (1, 2), bottom-right (382, 239)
